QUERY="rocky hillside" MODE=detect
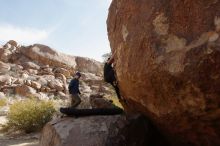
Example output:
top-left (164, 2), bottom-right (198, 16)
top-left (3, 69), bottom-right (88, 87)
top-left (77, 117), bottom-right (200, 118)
top-left (0, 40), bottom-right (113, 109)
top-left (107, 0), bottom-right (220, 145)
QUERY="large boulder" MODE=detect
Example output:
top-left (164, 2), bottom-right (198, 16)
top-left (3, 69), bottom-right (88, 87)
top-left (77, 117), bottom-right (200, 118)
top-left (40, 115), bottom-right (166, 146)
top-left (90, 94), bottom-right (116, 109)
top-left (107, 0), bottom-right (220, 145)
top-left (21, 44), bottom-right (77, 72)
top-left (21, 44), bottom-right (103, 75)
top-left (48, 79), bottom-right (64, 91)
top-left (75, 57), bottom-right (103, 76)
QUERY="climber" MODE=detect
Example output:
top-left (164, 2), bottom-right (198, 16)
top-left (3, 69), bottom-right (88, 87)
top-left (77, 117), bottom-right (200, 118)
top-left (68, 72), bottom-right (81, 108)
top-left (103, 54), bottom-right (121, 99)
top-left (60, 71), bottom-right (124, 116)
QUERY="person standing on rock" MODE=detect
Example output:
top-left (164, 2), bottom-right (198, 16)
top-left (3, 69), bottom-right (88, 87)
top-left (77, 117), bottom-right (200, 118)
top-left (104, 54), bottom-right (121, 99)
top-left (68, 72), bottom-right (81, 108)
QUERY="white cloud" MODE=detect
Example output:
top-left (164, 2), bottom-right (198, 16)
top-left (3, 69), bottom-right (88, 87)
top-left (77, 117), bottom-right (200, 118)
top-left (0, 24), bottom-right (50, 45)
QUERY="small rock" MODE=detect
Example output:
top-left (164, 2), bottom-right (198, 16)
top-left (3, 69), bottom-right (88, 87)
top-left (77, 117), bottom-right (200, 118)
top-left (44, 87), bottom-right (51, 92)
top-left (0, 61), bottom-right (10, 74)
top-left (3, 43), bottom-right (11, 49)
top-left (57, 91), bottom-right (66, 97)
top-left (27, 69), bottom-right (38, 75)
top-left (208, 32), bottom-right (219, 42)
top-left (34, 92), bottom-right (49, 100)
top-left (48, 94), bottom-right (54, 99)
top-left (0, 75), bottom-right (12, 86)
top-left (54, 68), bottom-right (70, 77)
top-left (90, 95), bottom-right (116, 109)
top-left (37, 77), bottom-right (48, 86)
top-left (21, 73), bottom-right (29, 79)
top-left (7, 40), bottom-right (18, 47)
top-left (0, 48), bottom-right (12, 62)
top-left (31, 81), bottom-right (42, 90)
top-left (0, 92), bottom-right (5, 98)
top-left (22, 61), bottom-right (40, 70)
top-left (48, 79), bottom-right (64, 91)
top-left (25, 79), bottom-right (32, 86)
top-left (14, 78), bottom-right (24, 84)
top-left (15, 85), bottom-right (36, 97)
top-left (10, 64), bottom-right (23, 72)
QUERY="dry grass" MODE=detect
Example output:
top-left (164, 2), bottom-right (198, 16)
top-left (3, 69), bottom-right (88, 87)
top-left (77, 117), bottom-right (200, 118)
top-left (0, 98), bottom-right (7, 107)
top-left (7, 99), bottom-right (56, 133)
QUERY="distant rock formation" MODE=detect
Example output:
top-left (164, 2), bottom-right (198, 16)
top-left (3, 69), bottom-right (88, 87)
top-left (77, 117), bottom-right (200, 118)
top-left (0, 40), bottom-right (112, 102)
top-left (20, 44), bottom-right (102, 75)
top-left (107, 0), bottom-right (220, 145)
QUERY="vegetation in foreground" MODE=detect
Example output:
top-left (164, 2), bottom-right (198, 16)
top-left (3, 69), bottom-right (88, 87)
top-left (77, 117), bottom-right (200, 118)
top-left (6, 99), bottom-right (56, 133)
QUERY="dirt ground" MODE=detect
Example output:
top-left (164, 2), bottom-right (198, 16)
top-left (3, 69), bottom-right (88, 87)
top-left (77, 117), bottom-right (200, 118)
top-left (0, 116), bottom-right (40, 146)
top-left (0, 139), bottom-right (39, 146)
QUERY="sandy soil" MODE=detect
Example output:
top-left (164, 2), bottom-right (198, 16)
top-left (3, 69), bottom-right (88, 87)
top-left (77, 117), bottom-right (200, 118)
top-left (0, 116), bottom-right (40, 146)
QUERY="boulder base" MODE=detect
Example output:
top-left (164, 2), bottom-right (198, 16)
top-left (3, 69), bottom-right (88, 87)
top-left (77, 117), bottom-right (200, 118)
top-left (40, 115), bottom-right (167, 146)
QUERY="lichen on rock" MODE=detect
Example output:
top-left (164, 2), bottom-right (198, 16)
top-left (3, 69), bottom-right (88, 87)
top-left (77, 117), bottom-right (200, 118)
top-left (107, 0), bottom-right (220, 145)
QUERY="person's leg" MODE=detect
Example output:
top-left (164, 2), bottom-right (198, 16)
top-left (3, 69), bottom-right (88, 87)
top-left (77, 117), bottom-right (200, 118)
top-left (71, 94), bottom-right (81, 108)
top-left (110, 81), bottom-right (121, 99)
top-left (70, 95), bottom-right (76, 107)
top-left (113, 84), bottom-right (121, 99)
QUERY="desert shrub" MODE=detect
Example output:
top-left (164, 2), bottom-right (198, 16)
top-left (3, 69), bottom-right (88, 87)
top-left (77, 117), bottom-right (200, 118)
top-left (7, 99), bottom-right (56, 133)
top-left (0, 98), bottom-right (7, 107)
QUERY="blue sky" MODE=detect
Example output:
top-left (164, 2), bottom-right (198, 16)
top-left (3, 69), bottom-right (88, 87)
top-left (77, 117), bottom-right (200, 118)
top-left (0, 0), bottom-right (112, 61)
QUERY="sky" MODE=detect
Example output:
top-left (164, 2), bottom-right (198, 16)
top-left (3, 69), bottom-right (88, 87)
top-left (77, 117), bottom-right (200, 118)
top-left (0, 0), bottom-right (112, 61)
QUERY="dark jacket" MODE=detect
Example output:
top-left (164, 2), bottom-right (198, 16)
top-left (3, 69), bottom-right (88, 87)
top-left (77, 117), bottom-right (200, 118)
top-left (68, 78), bottom-right (80, 95)
top-left (104, 62), bottom-right (116, 84)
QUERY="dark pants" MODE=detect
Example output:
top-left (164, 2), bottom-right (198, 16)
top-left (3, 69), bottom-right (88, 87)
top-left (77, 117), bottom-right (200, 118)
top-left (110, 82), bottom-right (121, 99)
top-left (71, 94), bottom-right (81, 108)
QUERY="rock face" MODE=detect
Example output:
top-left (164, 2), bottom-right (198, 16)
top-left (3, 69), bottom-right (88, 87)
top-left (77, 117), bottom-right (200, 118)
top-left (75, 57), bottom-right (103, 76)
top-left (40, 115), bottom-right (167, 146)
top-left (107, 0), bottom-right (220, 145)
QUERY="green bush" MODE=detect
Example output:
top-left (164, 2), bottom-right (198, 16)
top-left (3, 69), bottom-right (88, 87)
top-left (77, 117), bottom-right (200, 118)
top-left (7, 99), bottom-right (56, 133)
